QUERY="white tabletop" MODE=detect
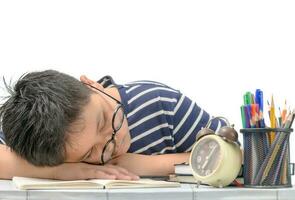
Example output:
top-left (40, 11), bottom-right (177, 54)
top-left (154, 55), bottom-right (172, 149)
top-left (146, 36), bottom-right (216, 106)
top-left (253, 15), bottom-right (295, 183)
top-left (1, 180), bottom-right (295, 200)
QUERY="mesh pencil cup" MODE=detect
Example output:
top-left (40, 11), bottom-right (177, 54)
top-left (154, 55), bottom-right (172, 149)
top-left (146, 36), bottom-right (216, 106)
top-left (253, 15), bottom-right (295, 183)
top-left (240, 128), bottom-right (294, 188)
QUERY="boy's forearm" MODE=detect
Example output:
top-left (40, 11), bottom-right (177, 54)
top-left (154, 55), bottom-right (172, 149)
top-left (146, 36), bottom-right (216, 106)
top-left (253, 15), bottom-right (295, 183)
top-left (0, 145), bottom-right (55, 179)
top-left (112, 153), bottom-right (190, 176)
top-left (143, 153), bottom-right (190, 176)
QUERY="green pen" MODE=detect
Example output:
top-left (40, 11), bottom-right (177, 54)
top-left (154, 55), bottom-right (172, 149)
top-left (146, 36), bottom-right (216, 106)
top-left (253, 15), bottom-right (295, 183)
top-left (240, 105), bottom-right (246, 128)
top-left (243, 92), bottom-right (252, 105)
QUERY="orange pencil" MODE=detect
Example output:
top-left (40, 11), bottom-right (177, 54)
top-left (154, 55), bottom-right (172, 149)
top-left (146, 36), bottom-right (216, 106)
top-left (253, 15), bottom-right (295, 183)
top-left (251, 104), bottom-right (259, 127)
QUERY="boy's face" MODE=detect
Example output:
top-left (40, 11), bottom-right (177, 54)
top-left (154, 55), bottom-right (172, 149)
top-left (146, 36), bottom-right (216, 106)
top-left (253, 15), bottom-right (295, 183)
top-left (64, 86), bottom-right (131, 165)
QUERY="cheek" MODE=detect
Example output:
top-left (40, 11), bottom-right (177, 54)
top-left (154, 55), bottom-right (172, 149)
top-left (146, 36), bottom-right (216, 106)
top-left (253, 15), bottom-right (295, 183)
top-left (83, 130), bottom-right (106, 164)
top-left (117, 120), bottom-right (130, 145)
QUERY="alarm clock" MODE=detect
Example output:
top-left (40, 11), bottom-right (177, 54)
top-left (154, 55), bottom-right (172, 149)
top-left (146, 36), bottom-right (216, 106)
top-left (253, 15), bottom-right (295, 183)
top-left (189, 117), bottom-right (242, 188)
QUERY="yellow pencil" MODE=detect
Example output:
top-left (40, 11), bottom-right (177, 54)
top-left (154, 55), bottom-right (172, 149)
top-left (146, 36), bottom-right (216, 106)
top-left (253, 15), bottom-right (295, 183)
top-left (270, 95), bottom-right (276, 144)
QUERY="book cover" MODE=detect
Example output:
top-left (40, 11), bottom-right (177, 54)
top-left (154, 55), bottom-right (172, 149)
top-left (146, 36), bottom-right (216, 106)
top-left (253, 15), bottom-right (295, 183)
top-left (12, 176), bottom-right (181, 190)
top-left (168, 174), bottom-right (198, 184)
top-left (174, 163), bottom-right (193, 175)
top-left (168, 174), bottom-right (244, 187)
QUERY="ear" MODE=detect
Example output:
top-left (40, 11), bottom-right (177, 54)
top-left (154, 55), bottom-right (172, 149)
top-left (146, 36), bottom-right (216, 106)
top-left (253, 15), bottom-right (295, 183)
top-left (80, 75), bottom-right (104, 90)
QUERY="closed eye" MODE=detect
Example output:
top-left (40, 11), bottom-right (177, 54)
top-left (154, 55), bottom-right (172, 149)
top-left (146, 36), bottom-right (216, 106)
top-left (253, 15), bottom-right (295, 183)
top-left (82, 148), bottom-right (93, 161)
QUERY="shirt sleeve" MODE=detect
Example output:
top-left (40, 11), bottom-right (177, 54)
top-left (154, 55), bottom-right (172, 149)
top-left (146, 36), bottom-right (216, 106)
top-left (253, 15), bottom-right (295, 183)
top-left (172, 92), bottom-right (226, 152)
top-left (0, 131), bottom-right (6, 145)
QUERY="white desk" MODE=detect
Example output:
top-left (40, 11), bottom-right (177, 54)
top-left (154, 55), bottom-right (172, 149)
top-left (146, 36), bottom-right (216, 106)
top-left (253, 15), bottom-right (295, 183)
top-left (1, 180), bottom-right (295, 200)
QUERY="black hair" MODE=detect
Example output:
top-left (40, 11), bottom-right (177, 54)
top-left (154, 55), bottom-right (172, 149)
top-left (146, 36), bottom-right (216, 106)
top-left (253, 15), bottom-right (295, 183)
top-left (0, 70), bottom-right (93, 166)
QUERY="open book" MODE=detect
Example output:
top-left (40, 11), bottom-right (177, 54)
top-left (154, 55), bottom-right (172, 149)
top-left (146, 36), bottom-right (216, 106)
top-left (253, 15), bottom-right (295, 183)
top-left (13, 176), bottom-right (180, 190)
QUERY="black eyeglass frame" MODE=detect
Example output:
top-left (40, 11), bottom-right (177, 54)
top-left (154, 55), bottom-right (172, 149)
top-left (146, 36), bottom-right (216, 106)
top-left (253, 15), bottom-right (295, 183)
top-left (83, 83), bottom-right (124, 165)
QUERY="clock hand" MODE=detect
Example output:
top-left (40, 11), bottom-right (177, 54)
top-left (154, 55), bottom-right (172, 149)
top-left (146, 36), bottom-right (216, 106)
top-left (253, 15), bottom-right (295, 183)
top-left (202, 145), bottom-right (217, 169)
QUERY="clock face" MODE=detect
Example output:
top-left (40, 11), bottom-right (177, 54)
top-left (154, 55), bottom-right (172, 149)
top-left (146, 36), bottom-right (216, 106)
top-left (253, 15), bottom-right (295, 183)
top-left (191, 138), bottom-right (221, 177)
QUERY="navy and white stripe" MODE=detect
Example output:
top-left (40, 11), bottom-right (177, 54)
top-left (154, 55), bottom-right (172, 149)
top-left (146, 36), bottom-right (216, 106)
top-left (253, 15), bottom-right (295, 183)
top-left (111, 78), bottom-right (226, 155)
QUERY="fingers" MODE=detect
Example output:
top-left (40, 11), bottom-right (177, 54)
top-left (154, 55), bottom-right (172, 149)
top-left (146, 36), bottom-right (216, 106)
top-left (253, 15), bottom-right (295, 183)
top-left (105, 164), bottom-right (139, 180)
top-left (88, 170), bottom-right (116, 180)
top-left (83, 163), bottom-right (139, 180)
top-left (54, 162), bottom-right (138, 181)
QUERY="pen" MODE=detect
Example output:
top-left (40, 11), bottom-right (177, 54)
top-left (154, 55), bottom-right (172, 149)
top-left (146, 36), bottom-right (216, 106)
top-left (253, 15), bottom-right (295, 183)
top-left (255, 89), bottom-right (265, 128)
top-left (244, 92), bottom-right (252, 105)
top-left (240, 106), bottom-right (246, 128)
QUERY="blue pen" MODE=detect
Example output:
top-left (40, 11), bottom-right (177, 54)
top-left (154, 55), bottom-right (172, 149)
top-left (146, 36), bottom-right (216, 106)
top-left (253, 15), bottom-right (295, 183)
top-left (255, 89), bottom-right (265, 128)
top-left (255, 89), bottom-right (263, 111)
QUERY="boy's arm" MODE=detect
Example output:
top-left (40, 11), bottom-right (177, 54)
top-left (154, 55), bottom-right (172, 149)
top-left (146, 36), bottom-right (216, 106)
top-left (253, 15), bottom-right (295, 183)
top-left (110, 153), bottom-right (190, 176)
top-left (0, 144), bottom-right (138, 180)
top-left (0, 144), bottom-right (56, 179)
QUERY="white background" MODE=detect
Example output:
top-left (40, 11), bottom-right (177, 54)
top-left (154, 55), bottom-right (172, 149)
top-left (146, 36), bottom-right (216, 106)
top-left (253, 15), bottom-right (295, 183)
top-left (0, 1), bottom-right (295, 183)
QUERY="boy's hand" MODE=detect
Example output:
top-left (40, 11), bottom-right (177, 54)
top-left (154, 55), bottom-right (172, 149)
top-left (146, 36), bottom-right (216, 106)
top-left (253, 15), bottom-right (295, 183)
top-left (52, 162), bottom-right (139, 180)
top-left (109, 153), bottom-right (150, 175)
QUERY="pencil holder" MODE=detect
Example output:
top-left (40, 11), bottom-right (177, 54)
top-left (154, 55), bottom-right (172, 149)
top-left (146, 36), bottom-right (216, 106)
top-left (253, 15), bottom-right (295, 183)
top-left (240, 128), bottom-right (294, 188)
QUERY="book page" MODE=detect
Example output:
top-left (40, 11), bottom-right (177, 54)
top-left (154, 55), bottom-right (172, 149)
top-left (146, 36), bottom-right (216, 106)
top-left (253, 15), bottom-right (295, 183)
top-left (91, 178), bottom-right (181, 189)
top-left (12, 177), bottom-right (104, 190)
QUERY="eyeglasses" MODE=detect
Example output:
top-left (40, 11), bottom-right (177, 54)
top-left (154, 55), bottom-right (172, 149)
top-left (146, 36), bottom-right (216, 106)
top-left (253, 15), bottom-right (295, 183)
top-left (83, 83), bottom-right (125, 165)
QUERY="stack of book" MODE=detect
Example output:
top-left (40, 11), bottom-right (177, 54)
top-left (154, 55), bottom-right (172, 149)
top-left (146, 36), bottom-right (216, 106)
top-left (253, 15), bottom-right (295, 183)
top-left (169, 163), bottom-right (198, 184)
top-left (169, 163), bottom-right (244, 187)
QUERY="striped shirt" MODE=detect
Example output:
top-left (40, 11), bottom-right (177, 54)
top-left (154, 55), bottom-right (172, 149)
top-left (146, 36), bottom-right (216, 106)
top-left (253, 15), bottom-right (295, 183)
top-left (0, 76), bottom-right (226, 155)
top-left (98, 76), bottom-right (226, 155)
